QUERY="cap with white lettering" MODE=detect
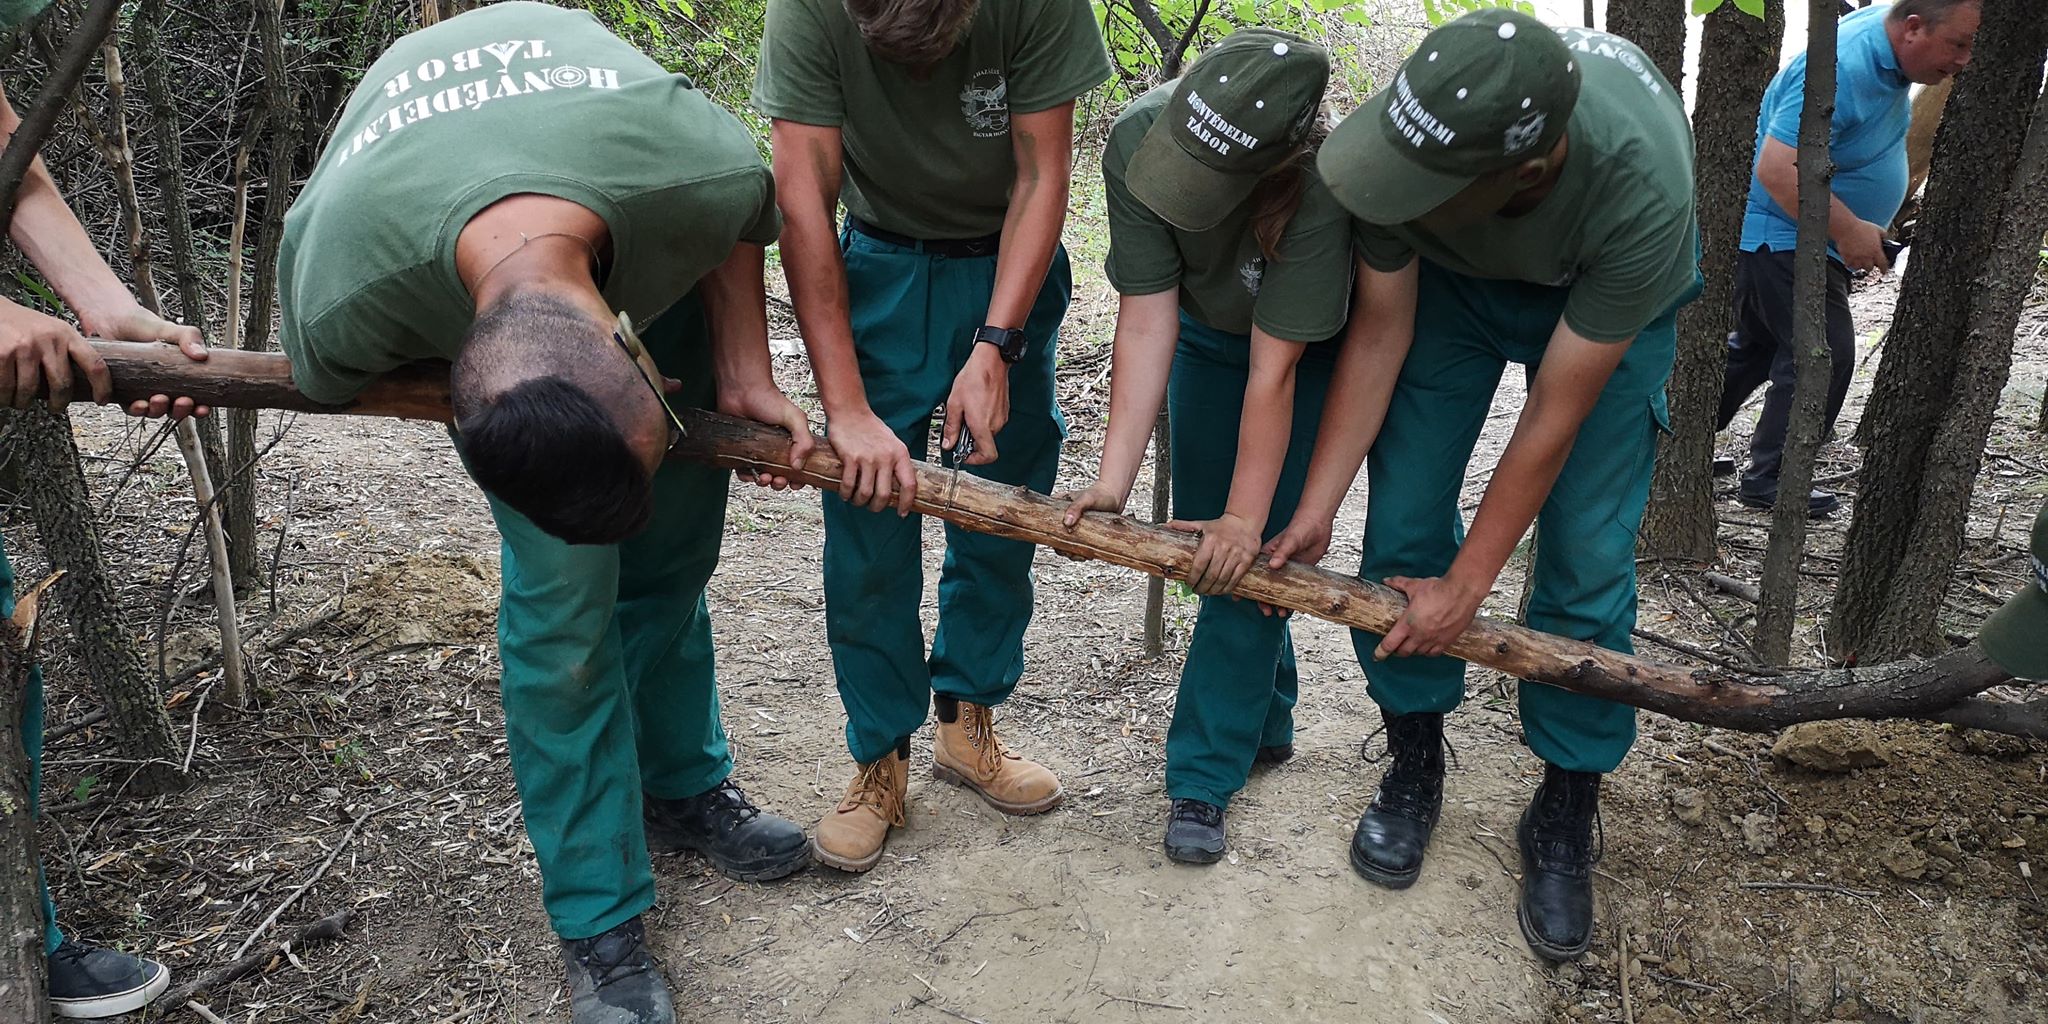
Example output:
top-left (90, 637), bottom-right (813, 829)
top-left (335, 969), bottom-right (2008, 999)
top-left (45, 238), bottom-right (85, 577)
top-left (1126, 29), bottom-right (1330, 233)
top-left (1319, 7), bottom-right (1580, 225)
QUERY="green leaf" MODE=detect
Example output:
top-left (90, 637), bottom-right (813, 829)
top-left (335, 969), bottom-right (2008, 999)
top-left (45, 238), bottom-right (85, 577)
top-left (1691, 0), bottom-right (1726, 13)
top-left (72, 775), bottom-right (98, 803)
top-left (1733, 0), bottom-right (1765, 15)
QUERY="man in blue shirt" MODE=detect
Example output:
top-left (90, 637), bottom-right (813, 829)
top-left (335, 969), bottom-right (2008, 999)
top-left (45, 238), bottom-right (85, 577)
top-left (1716, 0), bottom-right (1979, 517)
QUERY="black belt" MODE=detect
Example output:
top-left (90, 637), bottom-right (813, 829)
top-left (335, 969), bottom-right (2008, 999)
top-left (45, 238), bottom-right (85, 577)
top-left (847, 215), bottom-right (1000, 258)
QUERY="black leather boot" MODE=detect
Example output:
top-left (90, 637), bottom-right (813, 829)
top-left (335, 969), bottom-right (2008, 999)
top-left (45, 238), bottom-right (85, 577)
top-left (1349, 712), bottom-right (1445, 889)
top-left (1162, 798), bottom-right (1227, 864)
top-left (644, 778), bottom-right (810, 882)
top-left (1517, 762), bottom-right (1602, 962)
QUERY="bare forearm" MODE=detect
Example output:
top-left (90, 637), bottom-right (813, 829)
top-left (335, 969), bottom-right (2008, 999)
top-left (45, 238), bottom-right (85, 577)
top-left (987, 109), bottom-right (1074, 330)
top-left (779, 208), bottom-right (869, 415)
top-left (702, 243), bottom-right (776, 394)
top-left (1298, 326), bottom-right (1409, 521)
top-left (1095, 305), bottom-right (1177, 500)
top-left (11, 155), bottom-right (134, 317)
top-left (1222, 370), bottom-right (1298, 531)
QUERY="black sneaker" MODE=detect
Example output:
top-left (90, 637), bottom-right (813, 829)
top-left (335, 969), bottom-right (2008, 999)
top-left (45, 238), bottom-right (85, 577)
top-left (1163, 798), bottom-right (1226, 864)
top-left (561, 917), bottom-right (674, 1024)
top-left (644, 778), bottom-right (809, 882)
top-left (1736, 488), bottom-right (1841, 518)
top-left (1253, 743), bottom-right (1294, 765)
top-left (47, 939), bottom-right (170, 1019)
top-left (1349, 712), bottom-right (1446, 890)
top-left (1516, 763), bottom-right (1603, 963)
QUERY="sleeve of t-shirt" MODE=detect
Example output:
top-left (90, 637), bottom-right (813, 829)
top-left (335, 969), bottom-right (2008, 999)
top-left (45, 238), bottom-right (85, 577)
top-left (282, 304), bottom-right (412, 406)
top-left (750, 0), bottom-right (845, 127)
top-left (1562, 204), bottom-right (1700, 343)
top-left (1252, 183), bottom-right (1355, 343)
top-left (742, 166), bottom-right (782, 245)
top-left (1005, 0), bottom-right (1114, 114)
top-left (1759, 57), bottom-right (1804, 147)
top-left (1101, 127), bottom-right (1182, 296)
top-left (1352, 220), bottom-right (1415, 274)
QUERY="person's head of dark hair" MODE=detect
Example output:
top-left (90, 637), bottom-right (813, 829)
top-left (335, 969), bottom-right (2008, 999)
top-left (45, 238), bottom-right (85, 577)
top-left (450, 292), bottom-right (665, 545)
top-left (843, 0), bottom-right (979, 66)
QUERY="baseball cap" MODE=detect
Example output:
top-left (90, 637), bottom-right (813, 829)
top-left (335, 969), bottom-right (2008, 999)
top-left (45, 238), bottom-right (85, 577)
top-left (1319, 8), bottom-right (1580, 225)
top-left (1127, 29), bottom-right (1330, 233)
top-left (1978, 500), bottom-right (2048, 680)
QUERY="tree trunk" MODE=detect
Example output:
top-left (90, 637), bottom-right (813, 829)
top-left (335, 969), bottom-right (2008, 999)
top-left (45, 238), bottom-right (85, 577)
top-left (1829, 0), bottom-right (2048, 663)
top-left (134, 0), bottom-right (237, 584)
top-left (8, 410), bottom-right (187, 795)
top-left (1125, 0), bottom-right (1211, 80)
top-left (0, 612), bottom-right (50, 1021)
top-left (1756, 0), bottom-right (1837, 665)
top-left (1641, 0), bottom-right (1784, 562)
top-left (1604, 0), bottom-right (1686, 91)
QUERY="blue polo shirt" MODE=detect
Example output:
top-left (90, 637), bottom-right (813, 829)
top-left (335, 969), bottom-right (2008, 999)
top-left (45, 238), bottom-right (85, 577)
top-left (1740, 4), bottom-right (1910, 257)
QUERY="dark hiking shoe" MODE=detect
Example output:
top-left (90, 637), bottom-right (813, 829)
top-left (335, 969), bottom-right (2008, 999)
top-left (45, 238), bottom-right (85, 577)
top-left (47, 939), bottom-right (170, 1019)
top-left (644, 779), bottom-right (809, 882)
top-left (1712, 457), bottom-right (1737, 478)
top-left (1163, 798), bottom-right (1226, 864)
top-left (561, 917), bottom-right (675, 1024)
top-left (1737, 489), bottom-right (1841, 518)
top-left (1350, 712), bottom-right (1446, 890)
top-left (1254, 743), bottom-right (1294, 765)
top-left (1517, 763), bottom-right (1603, 963)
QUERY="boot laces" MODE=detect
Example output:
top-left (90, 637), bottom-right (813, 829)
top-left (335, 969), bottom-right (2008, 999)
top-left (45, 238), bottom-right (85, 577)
top-left (1361, 716), bottom-right (1451, 821)
top-left (1528, 779), bottom-right (1604, 878)
top-left (568, 921), bottom-right (651, 989)
top-left (960, 703), bottom-right (1013, 775)
top-left (1170, 798), bottom-right (1224, 828)
top-left (693, 779), bottom-right (762, 833)
top-left (842, 757), bottom-right (906, 827)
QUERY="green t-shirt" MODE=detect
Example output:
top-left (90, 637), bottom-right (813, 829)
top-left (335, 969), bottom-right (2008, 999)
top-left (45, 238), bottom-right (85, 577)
top-left (1103, 83), bottom-right (1353, 343)
top-left (279, 2), bottom-right (778, 404)
top-left (1353, 26), bottom-right (1699, 343)
top-left (750, 0), bottom-right (1112, 240)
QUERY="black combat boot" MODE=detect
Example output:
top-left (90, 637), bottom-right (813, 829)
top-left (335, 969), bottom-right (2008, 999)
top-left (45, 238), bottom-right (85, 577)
top-left (1349, 712), bottom-right (1445, 889)
top-left (644, 778), bottom-right (810, 882)
top-left (1516, 762), bottom-right (1602, 962)
top-left (560, 916), bottom-right (675, 1024)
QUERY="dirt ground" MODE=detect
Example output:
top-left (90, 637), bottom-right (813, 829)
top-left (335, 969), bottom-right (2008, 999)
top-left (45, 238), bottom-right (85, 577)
top-left (7, 251), bottom-right (2047, 1023)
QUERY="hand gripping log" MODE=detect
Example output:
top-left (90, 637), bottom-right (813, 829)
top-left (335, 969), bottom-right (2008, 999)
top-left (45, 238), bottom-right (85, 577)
top-left (79, 339), bottom-right (2031, 735)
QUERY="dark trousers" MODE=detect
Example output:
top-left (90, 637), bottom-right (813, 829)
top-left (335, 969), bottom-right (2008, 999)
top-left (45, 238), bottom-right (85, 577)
top-left (1716, 246), bottom-right (1856, 498)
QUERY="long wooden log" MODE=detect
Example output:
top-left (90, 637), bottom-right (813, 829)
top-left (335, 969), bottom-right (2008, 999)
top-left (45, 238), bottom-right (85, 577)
top-left (77, 340), bottom-right (2032, 734)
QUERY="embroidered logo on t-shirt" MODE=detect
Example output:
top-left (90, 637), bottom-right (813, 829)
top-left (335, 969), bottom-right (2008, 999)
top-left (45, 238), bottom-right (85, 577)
top-left (1240, 255), bottom-right (1266, 296)
top-left (961, 69), bottom-right (1010, 137)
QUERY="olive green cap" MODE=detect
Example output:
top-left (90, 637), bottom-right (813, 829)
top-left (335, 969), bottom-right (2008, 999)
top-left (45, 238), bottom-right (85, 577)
top-left (1979, 501), bottom-right (2048, 680)
top-left (1127, 28), bottom-right (1330, 233)
top-left (1319, 7), bottom-right (1580, 225)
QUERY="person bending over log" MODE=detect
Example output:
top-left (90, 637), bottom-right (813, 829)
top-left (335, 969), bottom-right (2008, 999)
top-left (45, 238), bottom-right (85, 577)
top-left (270, 5), bottom-right (814, 1020)
top-left (1714, 0), bottom-right (1980, 517)
top-left (753, 0), bottom-right (1110, 872)
top-left (1057, 31), bottom-right (1352, 865)
top-left (0, 0), bottom-right (210, 1010)
top-left (1262, 10), bottom-right (1701, 962)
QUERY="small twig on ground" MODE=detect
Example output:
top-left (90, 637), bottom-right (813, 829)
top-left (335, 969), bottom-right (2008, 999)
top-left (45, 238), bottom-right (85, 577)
top-left (160, 908), bottom-right (356, 1008)
top-left (1619, 922), bottom-right (1635, 1024)
top-left (1704, 571), bottom-right (1762, 605)
top-left (1738, 881), bottom-right (1880, 898)
top-left (1098, 992), bottom-right (1191, 1011)
top-left (1631, 628), bottom-right (1781, 676)
top-left (185, 1002), bottom-right (228, 1024)
top-left (909, 995), bottom-right (990, 1024)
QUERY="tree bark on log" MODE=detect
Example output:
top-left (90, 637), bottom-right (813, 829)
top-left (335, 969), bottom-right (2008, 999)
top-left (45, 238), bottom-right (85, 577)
top-left (1640, 0), bottom-right (1783, 562)
top-left (1829, 2), bottom-right (2048, 663)
top-left (0, 612), bottom-right (50, 1022)
top-left (60, 340), bottom-right (2043, 737)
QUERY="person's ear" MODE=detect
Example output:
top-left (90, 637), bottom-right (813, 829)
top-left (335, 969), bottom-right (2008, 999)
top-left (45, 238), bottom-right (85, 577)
top-left (1513, 158), bottom-right (1552, 189)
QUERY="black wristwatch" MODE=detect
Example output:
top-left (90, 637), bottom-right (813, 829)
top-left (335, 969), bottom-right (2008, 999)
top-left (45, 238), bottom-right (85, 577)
top-left (973, 325), bottom-right (1028, 364)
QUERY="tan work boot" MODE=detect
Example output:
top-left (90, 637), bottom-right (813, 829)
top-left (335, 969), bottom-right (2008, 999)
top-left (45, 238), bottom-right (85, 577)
top-left (932, 695), bottom-right (1063, 815)
top-left (812, 742), bottom-right (908, 873)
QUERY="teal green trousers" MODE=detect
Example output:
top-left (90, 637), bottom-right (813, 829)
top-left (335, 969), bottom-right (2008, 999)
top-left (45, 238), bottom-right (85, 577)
top-left (1, 535), bottom-right (64, 955)
top-left (1354, 260), bottom-right (1694, 773)
top-left (459, 293), bottom-right (733, 941)
top-left (822, 227), bottom-right (1070, 764)
top-left (1163, 315), bottom-right (1333, 808)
